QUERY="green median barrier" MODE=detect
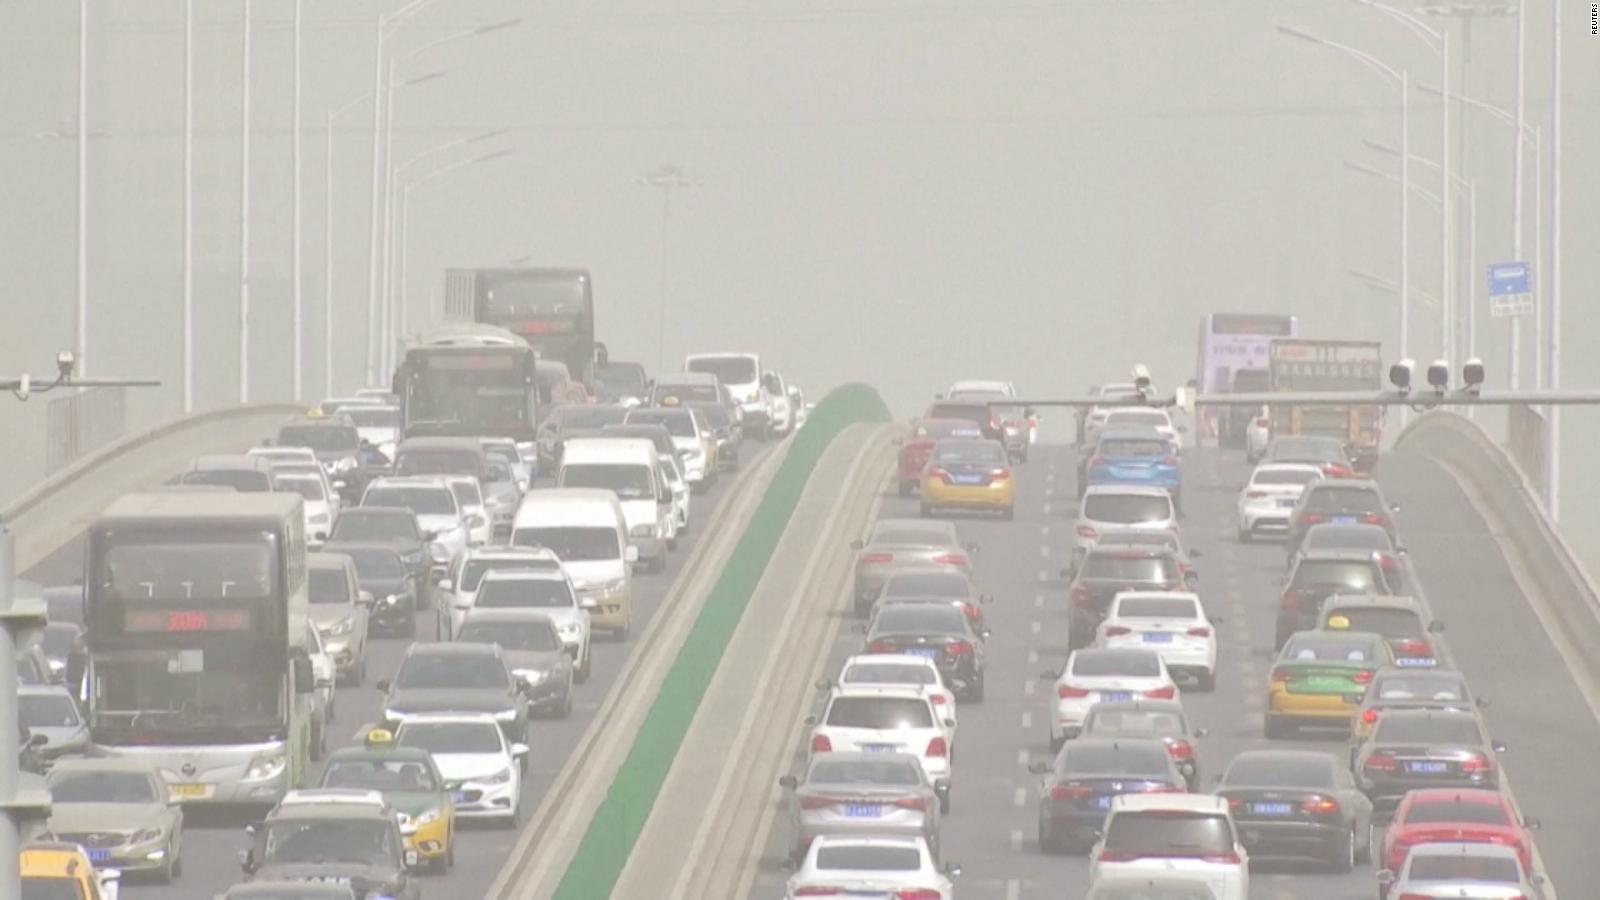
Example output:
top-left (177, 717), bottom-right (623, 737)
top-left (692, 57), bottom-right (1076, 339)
top-left (552, 383), bottom-right (890, 900)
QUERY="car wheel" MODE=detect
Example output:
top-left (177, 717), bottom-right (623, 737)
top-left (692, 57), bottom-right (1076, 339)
top-left (156, 841), bottom-right (177, 883)
top-left (1330, 825), bottom-right (1356, 873)
top-left (1265, 716), bottom-right (1292, 740)
top-left (965, 675), bottom-right (985, 703)
top-left (1356, 821), bottom-right (1373, 864)
top-left (576, 647), bottom-right (592, 683)
top-left (1038, 818), bottom-right (1060, 855)
top-left (1000, 505), bottom-right (1015, 521)
top-left (353, 654), bottom-right (366, 687)
top-left (614, 616), bottom-right (632, 642)
top-left (1195, 670), bottom-right (1216, 692)
top-left (558, 680), bottom-right (574, 718)
top-left (898, 479), bottom-right (914, 497)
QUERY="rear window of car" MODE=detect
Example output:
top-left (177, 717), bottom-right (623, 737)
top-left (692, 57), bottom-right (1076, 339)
top-left (363, 486), bottom-right (457, 516)
top-left (475, 578), bottom-right (574, 610)
top-left (843, 663), bottom-right (938, 686)
top-left (626, 409), bottom-right (695, 437)
top-left (1282, 635), bottom-right (1381, 662)
top-left (916, 419), bottom-right (983, 440)
top-left (931, 440), bottom-right (1005, 465)
top-left (808, 758), bottom-right (923, 787)
top-left (1071, 651), bottom-right (1160, 678)
top-left (1084, 709), bottom-right (1185, 738)
top-left (873, 606), bottom-right (968, 635)
top-left (1116, 597), bottom-right (1197, 618)
top-left (1325, 607), bottom-right (1422, 639)
top-left (1099, 438), bottom-right (1172, 458)
top-left (333, 512), bottom-right (418, 542)
top-left (458, 558), bottom-right (560, 593)
top-left (1058, 742), bottom-right (1172, 776)
top-left (1305, 487), bottom-right (1384, 512)
top-left (883, 572), bottom-right (969, 598)
top-left (1253, 468), bottom-right (1320, 486)
top-left (1268, 438), bottom-right (1344, 462)
top-left (309, 567), bottom-right (351, 604)
top-left (1405, 854), bottom-right (1520, 882)
top-left (1083, 555), bottom-right (1178, 582)
top-left (395, 449), bottom-right (481, 477)
top-left (1105, 411), bottom-right (1169, 427)
top-left (927, 403), bottom-right (989, 425)
top-left (825, 697), bottom-right (934, 729)
top-left (1375, 716), bottom-right (1483, 744)
top-left (1104, 811), bottom-right (1234, 855)
top-left (1083, 494), bottom-right (1172, 524)
top-left (870, 529), bottom-right (950, 547)
top-left (181, 469), bottom-right (271, 492)
top-left (1292, 560), bottom-right (1379, 591)
top-left (1404, 800), bottom-right (1510, 826)
top-left (814, 846), bottom-right (921, 871)
top-left (1305, 525), bottom-right (1392, 552)
top-left (1222, 755), bottom-right (1333, 788)
top-left (1373, 676), bottom-right (1466, 701)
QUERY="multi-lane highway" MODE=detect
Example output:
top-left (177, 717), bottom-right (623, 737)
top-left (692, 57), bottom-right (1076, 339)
top-left (20, 451), bottom-right (770, 900)
top-left (746, 433), bottom-right (1599, 898)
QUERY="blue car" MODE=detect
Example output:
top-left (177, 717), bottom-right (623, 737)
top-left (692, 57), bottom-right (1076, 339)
top-left (1032, 737), bottom-right (1187, 854)
top-left (1086, 428), bottom-right (1182, 508)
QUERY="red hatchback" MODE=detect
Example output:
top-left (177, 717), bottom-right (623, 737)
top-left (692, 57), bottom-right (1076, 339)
top-left (898, 418), bottom-right (985, 495)
top-left (1381, 788), bottom-right (1539, 878)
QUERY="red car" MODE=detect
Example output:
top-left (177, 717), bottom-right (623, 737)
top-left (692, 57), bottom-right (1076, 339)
top-left (1381, 788), bottom-right (1539, 878)
top-left (897, 417), bottom-right (985, 495)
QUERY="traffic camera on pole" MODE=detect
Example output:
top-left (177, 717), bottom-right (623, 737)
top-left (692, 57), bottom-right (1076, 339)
top-left (1426, 360), bottom-right (1450, 392)
top-left (1389, 359), bottom-right (1415, 394)
top-left (1462, 358), bottom-right (1485, 395)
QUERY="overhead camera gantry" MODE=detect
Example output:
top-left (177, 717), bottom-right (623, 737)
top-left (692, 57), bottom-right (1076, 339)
top-left (2, 351), bottom-right (160, 401)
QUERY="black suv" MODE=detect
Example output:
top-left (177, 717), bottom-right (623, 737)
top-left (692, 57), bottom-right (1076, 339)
top-left (241, 800), bottom-right (420, 899)
top-left (1066, 548), bottom-right (1185, 650)
top-left (1275, 549), bottom-right (1402, 647)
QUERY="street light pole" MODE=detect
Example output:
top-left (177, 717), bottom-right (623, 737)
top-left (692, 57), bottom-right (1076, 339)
top-left (1512, 0), bottom-right (1528, 391)
top-left (238, 0), bottom-right (253, 404)
top-left (396, 149), bottom-right (516, 341)
top-left (76, 0), bottom-right (89, 376)
top-left (182, 0), bottom-right (194, 411)
top-left (1547, 0), bottom-right (1563, 519)
top-left (291, 0), bottom-right (303, 401)
top-left (637, 165), bottom-right (695, 373)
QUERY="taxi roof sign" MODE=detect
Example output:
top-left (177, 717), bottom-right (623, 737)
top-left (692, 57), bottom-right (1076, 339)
top-left (365, 727), bottom-right (395, 746)
top-left (1326, 615), bottom-right (1351, 630)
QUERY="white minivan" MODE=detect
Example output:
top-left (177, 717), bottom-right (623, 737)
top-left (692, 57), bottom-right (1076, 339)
top-left (686, 352), bottom-right (788, 439)
top-left (557, 438), bottom-right (673, 574)
top-left (510, 488), bottom-right (637, 639)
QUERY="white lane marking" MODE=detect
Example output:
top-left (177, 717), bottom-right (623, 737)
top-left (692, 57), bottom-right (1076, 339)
top-left (1016, 749), bottom-right (1029, 766)
top-left (1009, 829), bottom-right (1023, 852)
top-left (1040, 525), bottom-right (1050, 537)
top-left (1021, 711), bottom-right (1033, 729)
top-left (1038, 569), bottom-right (1050, 582)
top-left (1023, 679), bottom-right (1036, 697)
top-left (1039, 545), bottom-right (1050, 559)
top-left (1042, 502), bottom-right (1052, 515)
top-left (1005, 879), bottom-right (1021, 900)
top-left (1034, 594), bottom-right (1044, 608)
top-left (1012, 787), bottom-right (1026, 807)
top-left (1027, 649), bottom-right (1039, 664)
top-left (1031, 620), bottom-right (1042, 635)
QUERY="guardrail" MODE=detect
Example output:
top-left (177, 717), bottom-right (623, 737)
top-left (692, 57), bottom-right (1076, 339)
top-left (2, 403), bottom-right (304, 571)
top-left (1395, 410), bottom-right (1600, 686)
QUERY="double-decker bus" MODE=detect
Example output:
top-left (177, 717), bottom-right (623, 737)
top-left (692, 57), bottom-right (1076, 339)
top-left (84, 492), bottom-right (316, 808)
top-left (444, 267), bottom-right (596, 386)
top-left (392, 324), bottom-right (540, 448)
top-left (1196, 313), bottom-right (1298, 446)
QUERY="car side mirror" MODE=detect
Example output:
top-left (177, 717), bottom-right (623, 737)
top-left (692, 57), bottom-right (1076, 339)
top-left (979, 628), bottom-right (992, 639)
top-left (1209, 614), bottom-right (1225, 625)
top-left (1027, 761), bottom-right (1050, 775)
top-left (1376, 870), bottom-right (1395, 886)
top-left (942, 861), bottom-right (962, 877)
top-left (313, 531), bottom-right (329, 542)
top-left (1476, 697), bottom-right (1491, 709)
top-left (511, 743), bottom-right (529, 758)
top-left (375, 679), bottom-right (391, 693)
top-left (1390, 502), bottom-right (1402, 513)
top-left (849, 539), bottom-right (864, 551)
top-left (803, 715), bottom-right (818, 726)
top-left (852, 623), bottom-right (868, 634)
top-left (813, 678), bottom-right (833, 691)
top-left (780, 856), bottom-right (799, 872)
top-left (1427, 619), bottom-right (1445, 633)
top-left (404, 849), bottom-right (421, 870)
top-left (1188, 548), bottom-right (1203, 558)
top-left (422, 529), bottom-right (439, 542)
top-left (1523, 816), bottom-right (1541, 830)
top-left (1492, 740), bottom-right (1508, 753)
top-left (964, 542), bottom-right (979, 553)
top-left (625, 545), bottom-right (640, 563)
top-left (1194, 727), bottom-right (1209, 738)
top-left (1059, 566), bottom-right (1074, 580)
top-left (943, 718), bottom-right (956, 728)
top-left (778, 774), bottom-right (799, 790)
top-left (979, 594), bottom-right (993, 605)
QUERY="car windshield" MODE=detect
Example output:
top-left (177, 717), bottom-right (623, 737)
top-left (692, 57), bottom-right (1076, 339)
top-left (1375, 716), bottom-right (1483, 744)
top-left (309, 567), bottom-right (351, 604)
top-left (1222, 755), bottom-right (1332, 788)
top-left (263, 819), bottom-right (398, 865)
top-left (883, 571), bottom-right (969, 598)
top-left (1405, 800), bottom-right (1510, 825)
top-left (1106, 410), bottom-right (1169, 427)
top-left (825, 697), bottom-right (933, 729)
top-left (686, 356), bottom-right (757, 385)
top-left (332, 513), bottom-right (417, 542)
top-left (1305, 525), bottom-right (1392, 551)
top-left (808, 758), bottom-right (923, 786)
top-left (626, 410), bottom-right (694, 437)
top-left (1059, 742), bottom-right (1172, 776)
top-left (397, 721), bottom-right (504, 755)
top-left (1100, 438), bottom-right (1172, 457)
top-left (363, 486), bottom-right (457, 516)
top-left (1088, 883), bottom-right (1217, 900)
top-left (1374, 676), bottom-right (1466, 702)
top-left (21, 880), bottom-right (86, 900)
top-left (1104, 812), bottom-right (1234, 856)
top-left (1326, 607), bottom-right (1422, 639)
top-left (277, 425), bottom-right (359, 453)
top-left (1084, 709), bottom-right (1185, 738)
top-left (344, 407), bottom-right (397, 428)
top-left (559, 405), bottom-right (631, 428)
top-left (872, 606), bottom-right (967, 635)
top-left (1083, 555), bottom-right (1176, 582)
top-left (813, 846), bottom-right (921, 871)
top-left (1406, 854), bottom-right (1520, 881)
top-left (336, 548), bottom-right (406, 580)
top-left (458, 557), bottom-right (559, 592)
top-left (1117, 597), bottom-right (1197, 618)
top-left (1083, 495), bottom-right (1172, 523)
top-left (475, 577), bottom-right (574, 610)
top-left (1269, 439), bottom-right (1344, 462)
top-left (1254, 468), bottom-right (1319, 486)
top-left (1282, 635), bottom-right (1380, 662)
top-left (396, 653), bottom-right (509, 690)
top-left (457, 619), bottom-right (561, 652)
top-left (869, 527), bottom-right (951, 547)
top-left (560, 464), bottom-right (654, 500)
top-left (932, 441), bottom-right (1004, 465)
top-left (48, 770), bottom-right (156, 803)
top-left (180, 469), bottom-right (270, 492)
top-left (277, 476), bottom-right (326, 501)
top-left (448, 480), bottom-right (483, 508)
top-left (1292, 561), bottom-right (1378, 591)
top-left (843, 663), bottom-right (937, 686)
top-left (395, 450), bottom-right (480, 478)
top-left (513, 526), bottom-right (620, 561)
top-left (1071, 651), bottom-right (1160, 678)
top-left (18, 694), bottom-right (80, 728)
top-left (1305, 487), bottom-right (1384, 512)
top-left (322, 758), bottom-right (439, 791)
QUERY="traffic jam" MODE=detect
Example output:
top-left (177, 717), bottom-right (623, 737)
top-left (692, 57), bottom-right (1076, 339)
top-left (775, 321), bottom-right (1544, 898)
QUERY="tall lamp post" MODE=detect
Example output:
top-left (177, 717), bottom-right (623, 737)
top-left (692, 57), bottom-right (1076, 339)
top-left (637, 165), bottom-right (695, 373)
top-left (76, 0), bottom-right (89, 377)
top-left (238, 0), bottom-right (253, 403)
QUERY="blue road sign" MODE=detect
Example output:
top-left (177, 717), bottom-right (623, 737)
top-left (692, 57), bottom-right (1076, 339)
top-left (1487, 261), bottom-right (1532, 296)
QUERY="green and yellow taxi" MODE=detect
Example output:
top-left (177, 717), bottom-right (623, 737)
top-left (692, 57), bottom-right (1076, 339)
top-left (1265, 629), bottom-right (1394, 739)
top-left (316, 729), bottom-right (455, 873)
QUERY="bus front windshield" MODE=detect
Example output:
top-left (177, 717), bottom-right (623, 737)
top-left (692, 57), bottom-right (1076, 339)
top-left (407, 362), bottom-right (533, 432)
top-left (92, 651), bottom-right (287, 742)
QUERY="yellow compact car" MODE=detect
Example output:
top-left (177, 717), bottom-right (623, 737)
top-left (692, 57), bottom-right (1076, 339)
top-left (316, 729), bottom-right (456, 873)
top-left (22, 841), bottom-right (119, 899)
top-left (919, 438), bottom-right (1015, 520)
top-left (1265, 629), bottom-right (1394, 739)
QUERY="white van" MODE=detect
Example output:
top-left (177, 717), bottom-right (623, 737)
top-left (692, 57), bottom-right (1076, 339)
top-left (557, 438), bottom-right (673, 573)
top-left (686, 352), bottom-right (786, 439)
top-left (510, 488), bottom-right (637, 638)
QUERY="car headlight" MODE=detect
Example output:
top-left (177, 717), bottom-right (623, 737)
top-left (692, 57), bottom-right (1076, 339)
top-left (244, 752), bottom-right (287, 781)
top-left (383, 594), bottom-right (401, 606)
top-left (329, 616), bottom-right (355, 636)
top-left (515, 668), bottom-right (547, 686)
top-left (333, 457), bottom-right (358, 473)
top-left (493, 708), bottom-right (519, 722)
top-left (384, 708), bottom-right (405, 722)
top-left (480, 767), bottom-right (514, 786)
top-left (595, 578), bottom-right (626, 594)
top-left (558, 622), bottom-right (583, 636)
top-left (629, 524), bottom-right (656, 539)
top-left (310, 512), bottom-right (330, 524)
top-left (415, 808), bottom-right (442, 826)
top-left (131, 826), bottom-right (165, 844)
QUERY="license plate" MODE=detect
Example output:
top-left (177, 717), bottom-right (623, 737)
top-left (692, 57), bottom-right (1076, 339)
top-left (844, 804), bottom-right (883, 817)
top-left (1099, 691), bottom-right (1133, 703)
top-left (1278, 497), bottom-right (1297, 508)
top-left (1406, 760), bottom-right (1450, 774)
top-left (452, 790), bottom-right (467, 803)
top-left (1094, 795), bottom-right (1113, 809)
top-left (86, 849), bottom-right (111, 863)
top-left (907, 648), bottom-right (938, 658)
top-left (170, 783), bottom-right (211, 799)
top-left (1331, 515), bottom-right (1358, 524)
top-left (1395, 657), bottom-right (1437, 667)
top-left (862, 744), bottom-right (898, 753)
top-left (1250, 802), bottom-right (1294, 816)
top-left (1142, 632), bottom-right (1173, 643)
top-left (951, 475), bottom-right (983, 485)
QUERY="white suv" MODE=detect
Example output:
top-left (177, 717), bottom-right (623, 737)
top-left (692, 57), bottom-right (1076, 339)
top-left (437, 546), bottom-right (563, 639)
top-left (1090, 794), bottom-right (1248, 899)
top-left (1074, 486), bottom-right (1179, 567)
top-left (469, 569), bottom-right (591, 681)
top-left (806, 687), bottom-right (953, 796)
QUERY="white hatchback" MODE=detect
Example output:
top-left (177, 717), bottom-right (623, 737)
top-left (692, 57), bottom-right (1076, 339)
top-left (1096, 592), bottom-right (1217, 692)
top-left (1101, 407), bottom-right (1184, 451)
top-left (836, 654), bottom-right (958, 743)
top-left (1089, 794), bottom-right (1248, 900)
top-left (807, 687), bottom-right (953, 792)
top-left (1046, 647), bottom-right (1178, 749)
top-left (394, 713), bottom-right (528, 825)
top-left (1235, 462), bottom-right (1323, 540)
top-left (786, 835), bottom-right (957, 900)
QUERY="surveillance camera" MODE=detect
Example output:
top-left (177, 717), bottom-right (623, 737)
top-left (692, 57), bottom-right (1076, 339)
top-left (16, 373), bottom-right (30, 401)
top-left (1462, 357), bottom-right (1485, 390)
top-left (56, 350), bottom-right (76, 380)
top-left (1389, 359), bottom-right (1415, 392)
top-left (1131, 363), bottom-right (1152, 393)
top-left (1427, 359), bottom-right (1450, 390)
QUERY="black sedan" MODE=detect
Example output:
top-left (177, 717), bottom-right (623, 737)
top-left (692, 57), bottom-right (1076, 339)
top-left (322, 541), bottom-right (417, 637)
top-left (453, 610), bottom-right (574, 719)
top-left (1079, 699), bottom-right (1206, 790)
top-left (1352, 709), bottom-right (1504, 812)
top-left (863, 602), bottom-right (988, 702)
top-left (1215, 749), bottom-right (1373, 871)
top-left (377, 642), bottom-right (530, 742)
top-left (1028, 737), bottom-right (1185, 855)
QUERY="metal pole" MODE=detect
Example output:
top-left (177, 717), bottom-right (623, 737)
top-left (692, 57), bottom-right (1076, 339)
top-left (324, 108), bottom-right (336, 399)
top-left (182, 0), bottom-right (194, 412)
top-left (238, 0), bottom-right (253, 404)
top-left (379, 55), bottom-right (398, 379)
top-left (657, 185), bottom-right (671, 374)
top-left (398, 184), bottom-right (412, 343)
top-left (1466, 179), bottom-right (1476, 360)
top-left (0, 528), bottom-right (19, 896)
top-left (76, 0), bottom-right (89, 376)
top-left (1546, 0), bottom-right (1562, 519)
top-left (1399, 70), bottom-right (1410, 368)
top-left (364, 16), bottom-right (385, 386)
top-left (1532, 127), bottom-right (1542, 389)
top-left (291, 0), bottom-right (303, 401)
top-left (1438, 33), bottom-right (1451, 365)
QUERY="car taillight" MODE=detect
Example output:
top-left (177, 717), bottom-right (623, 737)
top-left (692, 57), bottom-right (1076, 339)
top-left (1072, 585), bottom-right (1091, 607)
top-left (1361, 708), bottom-right (1379, 724)
top-left (1364, 751), bottom-right (1396, 772)
top-left (1076, 525), bottom-right (1097, 539)
top-left (1378, 553), bottom-right (1400, 571)
top-left (931, 553), bottom-right (966, 566)
top-left (895, 890), bottom-right (943, 900)
top-left (892, 796), bottom-right (927, 811)
top-left (1352, 669), bottom-right (1374, 684)
top-left (798, 796), bottom-right (835, 810)
top-left (1270, 666), bottom-right (1290, 685)
top-left (1144, 686), bottom-right (1176, 699)
top-left (1395, 638), bottom-right (1430, 657)
top-left (866, 640), bottom-right (896, 653)
top-left (1245, 490), bottom-right (1268, 498)
top-left (1255, 416), bottom-right (1269, 427)
top-left (1163, 455), bottom-right (1179, 466)
top-left (793, 887), bottom-right (843, 896)
top-left (1104, 626), bottom-right (1132, 637)
top-left (860, 552), bottom-right (894, 564)
top-left (946, 640), bottom-right (973, 656)
top-left (1096, 849), bottom-right (1142, 863)
top-left (1321, 463), bottom-right (1351, 477)
top-left (1088, 455), bottom-right (1103, 468)
top-left (1058, 684), bottom-right (1090, 698)
top-left (929, 693), bottom-right (947, 705)
top-left (810, 734), bottom-right (832, 753)
top-left (1361, 512), bottom-right (1384, 525)
top-left (960, 603), bottom-right (979, 620)
top-left (1299, 512), bottom-right (1326, 526)
top-left (926, 466), bottom-right (952, 484)
top-left (1167, 739), bottom-right (1194, 760)
top-left (1302, 795), bottom-right (1340, 815)
top-left (1202, 852), bottom-right (1242, 865)
top-left (989, 467), bottom-right (1012, 481)
top-left (1146, 784), bottom-right (1185, 793)
top-left (1186, 626), bottom-right (1212, 638)
top-left (925, 737), bottom-right (948, 758)
top-left (1460, 753), bottom-right (1493, 775)
top-left (1049, 783), bottom-right (1090, 800)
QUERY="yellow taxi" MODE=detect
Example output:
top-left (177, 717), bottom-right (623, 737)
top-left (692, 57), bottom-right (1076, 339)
top-left (315, 729), bottom-right (456, 873)
top-left (918, 437), bottom-right (1015, 519)
top-left (22, 841), bottom-right (119, 900)
top-left (1265, 628), bottom-right (1394, 739)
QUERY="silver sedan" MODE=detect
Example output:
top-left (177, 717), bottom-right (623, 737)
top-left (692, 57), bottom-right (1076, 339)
top-left (777, 751), bottom-right (945, 864)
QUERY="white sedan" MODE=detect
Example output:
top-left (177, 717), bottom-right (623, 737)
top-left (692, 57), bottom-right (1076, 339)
top-left (786, 835), bottom-right (958, 900)
top-left (1095, 591), bottom-right (1217, 691)
top-left (836, 654), bottom-right (958, 743)
top-left (1235, 462), bottom-right (1322, 541)
top-left (1101, 407), bottom-right (1184, 451)
top-left (1045, 647), bottom-right (1178, 750)
top-left (395, 713), bottom-right (528, 826)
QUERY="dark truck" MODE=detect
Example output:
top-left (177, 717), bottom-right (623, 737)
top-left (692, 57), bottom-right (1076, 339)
top-left (1268, 339), bottom-right (1384, 473)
